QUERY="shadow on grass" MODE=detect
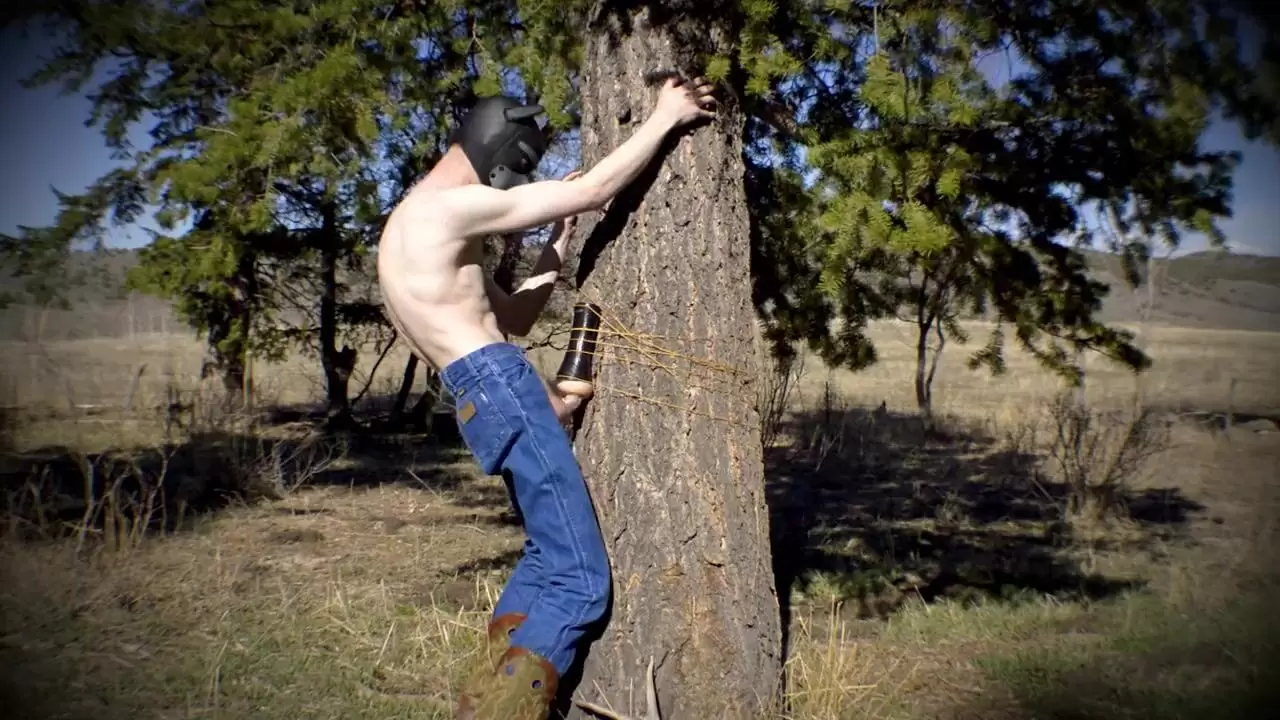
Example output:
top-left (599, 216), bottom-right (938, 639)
top-left (451, 547), bottom-right (524, 577)
top-left (0, 400), bottom-right (532, 720)
top-left (0, 408), bottom-right (510, 544)
top-left (767, 404), bottom-right (1205, 635)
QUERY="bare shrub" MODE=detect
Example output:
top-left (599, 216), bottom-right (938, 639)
top-left (785, 379), bottom-right (903, 475)
top-left (982, 408), bottom-right (1056, 501)
top-left (759, 351), bottom-right (805, 449)
top-left (231, 431), bottom-right (347, 501)
top-left (2, 447), bottom-right (172, 554)
top-left (183, 422), bottom-right (346, 504)
top-left (1044, 391), bottom-right (1171, 521)
top-left (802, 380), bottom-right (854, 471)
top-left (0, 375), bottom-right (350, 550)
top-left (82, 451), bottom-right (171, 553)
top-left (151, 372), bottom-right (346, 501)
top-left (2, 466), bottom-right (63, 542)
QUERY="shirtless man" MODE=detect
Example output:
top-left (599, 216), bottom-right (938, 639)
top-left (376, 76), bottom-right (717, 720)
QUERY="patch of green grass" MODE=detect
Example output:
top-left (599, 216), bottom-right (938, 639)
top-left (973, 590), bottom-right (1280, 719)
top-left (879, 591), bottom-right (1098, 646)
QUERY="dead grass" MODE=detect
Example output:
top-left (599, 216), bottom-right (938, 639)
top-left (804, 321), bottom-right (1280, 424)
top-left (0, 481), bottom-right (528, 719)
top-left (1, 320), bottom-right (1278, 719)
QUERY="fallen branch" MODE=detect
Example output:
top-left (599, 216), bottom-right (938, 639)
top-left (574, 656), bottom-right (660, 720)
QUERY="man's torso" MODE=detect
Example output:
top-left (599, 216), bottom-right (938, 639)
top-left (378, 188), bottom-right (506, 371)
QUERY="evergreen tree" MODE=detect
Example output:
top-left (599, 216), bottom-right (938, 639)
top-left (757, 1), bottom-right (1276, 408)
top-left (3, 0), bottom-right (582, 423)
top-left (10, 1), bottom-right (1272, 415)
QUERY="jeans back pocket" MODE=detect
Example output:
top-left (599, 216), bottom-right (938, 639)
top-left (453, 382), bottom-right (520, 475)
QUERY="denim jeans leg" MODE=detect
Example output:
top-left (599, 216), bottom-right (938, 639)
top-left (493, 472), bottom-right (546, 619)
top-left (441, 343), bottom-right (611, 676)
top-left (497, 368), bottom-right (611, 676)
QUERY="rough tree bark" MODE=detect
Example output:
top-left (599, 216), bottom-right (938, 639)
top-left (566, 6), bottom-right (782, 718)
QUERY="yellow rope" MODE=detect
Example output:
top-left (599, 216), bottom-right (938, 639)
top-left (542, 294), bottom-right (757, 427)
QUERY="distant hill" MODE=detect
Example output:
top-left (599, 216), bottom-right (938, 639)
top-left (0, 241), bottom-right (565, 343)
top-left (1083, 249), bottom-right (1280, 332)
top-left (0, 248), bottom-right (183, 342)
top-left (2, 244), bottom-right (1278, 343)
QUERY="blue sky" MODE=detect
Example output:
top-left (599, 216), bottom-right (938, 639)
top-left (2, 25), bottom-right (1277, 256)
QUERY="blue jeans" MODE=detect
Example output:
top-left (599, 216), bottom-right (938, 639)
top-left (440, 342), bottom-right (611, 676)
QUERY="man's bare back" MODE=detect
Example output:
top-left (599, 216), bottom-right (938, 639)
top-left (377, 77), bottom-right (717, 417)
top-left (378, 178), bottom-right (512, 371)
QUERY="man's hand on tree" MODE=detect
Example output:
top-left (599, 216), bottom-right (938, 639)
top-left (653, 76), bottom-right (717, 127)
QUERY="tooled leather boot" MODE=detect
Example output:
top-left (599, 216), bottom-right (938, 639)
top-left (457, 646), bottom-right (559, 720)
top-left (484, 612), bottom-right (525, 666)
top-left (456, 613), bottom-right (529, 719)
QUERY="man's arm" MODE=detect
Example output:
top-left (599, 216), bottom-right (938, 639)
top-left (443, 113), bottom-right (674, 238)
top-left (489, 221), bottom-right (574, 336)
top-left (442, 77), bottom-right (715, 238)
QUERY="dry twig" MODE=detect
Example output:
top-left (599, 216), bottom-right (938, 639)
top-left (574, 656), bottom-right (660, 720)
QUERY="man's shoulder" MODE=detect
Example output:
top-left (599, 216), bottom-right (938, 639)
top-left (396, 185), bottom-right (445, 212)
top-left (393, 186), bottom-right (463, 225)
top-left (390, 186), bottom-right (501, 243)
top-left (399, 182), bottom-right (509, 214)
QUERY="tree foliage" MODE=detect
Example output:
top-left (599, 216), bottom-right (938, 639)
top-left (747, 0), bottom-right (1277, 401)
top-left (2, 0), bottom-right (1276, 418)
top-left (4, 0), bottom-right (585, 420)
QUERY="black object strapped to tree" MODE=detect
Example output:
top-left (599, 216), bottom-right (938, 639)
top-left (556, 303), bottom-right (603, 393)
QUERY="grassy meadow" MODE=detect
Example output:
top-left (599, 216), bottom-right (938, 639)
top-left (1, 318), bottom-right (1278, 719)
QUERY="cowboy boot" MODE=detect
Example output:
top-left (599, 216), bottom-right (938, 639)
top-left (456, 613), bottom-right (527, 718)
top-left (458, 646), bottom-right (559, 720)
top-left (555, 302), bottom-right (603, 399)
top-left (484, 613), bottom-right (525, 666)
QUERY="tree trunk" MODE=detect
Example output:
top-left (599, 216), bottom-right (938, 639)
top-left (318, 239), bottom-right (355, 428)
top-left (914, 318), bottom-right (933, 417)
top-left (417, 367), bottom-right (442, 414)
top-left (414, 370), bottom-right (454, 439)
top-left (219, 355), bottom-right (247, 399)
top-left (567, 9), bottom-right (782, 718)
top-left (206, 303), bottom-right (250, 407)
top-left (388, 355), bottom-right (446, 434)
top-left (388, 354), bottom-right (419, 423)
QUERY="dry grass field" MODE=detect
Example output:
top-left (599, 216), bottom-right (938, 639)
top-left (1, 319), bottom-right (1278, 719)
